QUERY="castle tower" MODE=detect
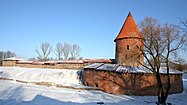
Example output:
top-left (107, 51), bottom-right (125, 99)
top-left (114, 12), bottom-right (144, 66)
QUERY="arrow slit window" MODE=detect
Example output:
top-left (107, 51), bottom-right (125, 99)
top-left (127, 45), bottom-right (129, 50)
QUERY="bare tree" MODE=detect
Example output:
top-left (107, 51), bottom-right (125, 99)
top-left (35, 42), bottom-right (52, 61)
top-left (180, 18), bottom-right (187, 33)
top-left (180, 19), bottom-right (187, 49)
top-left (170, 57), bottom-right (186, 71)
top-left (138, 17), bottom-right (186, 104)
top-left (0, 51), bottom-right (16, 60)
top-left (69, 44), bottom-right (81, 60)
top-left (55, 42), bottom-right (63, 60)
top-left (0, 51), bottom-right (16, 66)
top-left (6, 51), bottom-right (16, 58)
top-left (28, 57), bottom-right (36, 61)
top-left (61, 43), bottom-right (81, 60)
top-left (0, 51), bottom-right (3, 60)
top-left (62, 43), bottom-right (71, 60)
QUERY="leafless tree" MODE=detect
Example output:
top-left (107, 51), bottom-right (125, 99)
top-left (53, 42), bottom-right (81, 60)
top-left (69, 44), bottom-right (81, 60)
top-left (55, 42), bottom-right (63, 60)
top-left (62, 43), bottom-right (71, 60)
top-left (0, 51), bottom-right (16, 60)
top-left (6, 51), bottom-right (16, 58)
top-left (0, 51), bottom-right (3, 60)
top-left (138, 17), bottom-right (186, 104)
top-left (170, 57), bottom-right (186, 71)
top-left (180, 18), bottom-right (187, 33)
top-left (35, 42), bottom-right (52, 61)
top-left (28, 57), bottom-right (36, 61)
top-left (0, 51), bottom-right (16, 65)
top-left (180, 19), bottom-right (187, 49)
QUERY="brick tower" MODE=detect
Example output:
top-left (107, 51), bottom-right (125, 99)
top-left (114, 12), bottom-right (144, 66)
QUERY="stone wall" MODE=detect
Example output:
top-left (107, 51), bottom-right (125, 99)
top-left (83, 70), bottom-right (183, 95)
top-left (2, 59), bottom-right (113, 69)
top-left (2, 60), bottom-right (17, 66)
top-left (15, 63), bottom-right (84, 69)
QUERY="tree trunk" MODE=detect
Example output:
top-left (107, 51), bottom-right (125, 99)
top-left (156, 72), bottom-right (171, 104)
top-left (163, 60), bottom-right (171, 104)
top-left (164, 73), bottom-right (170, 102)
top-left (158, 92), bottom-right (166, 104)
top-left (156, 72), bottom-right (167, 104)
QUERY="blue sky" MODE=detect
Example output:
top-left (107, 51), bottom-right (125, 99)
top-left (0, 0), bottom-right (187, 60)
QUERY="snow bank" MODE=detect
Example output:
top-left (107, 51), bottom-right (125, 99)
top-left (0, 67), bottom-right (186, 105)
top-left (0, 67), bottom-right (83, 87)
top-left (0, 74), bottom-right (186, 105)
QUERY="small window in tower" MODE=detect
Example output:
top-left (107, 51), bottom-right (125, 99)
top-left (125, 55), bottom-right (128, 59)
top-left (127, 45), bottom-right (129, 50)
top-left (95, 84), bottom-right (98, 87)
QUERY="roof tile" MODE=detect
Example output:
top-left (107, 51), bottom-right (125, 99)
top-left (114, 12), bottom-right (142, 41)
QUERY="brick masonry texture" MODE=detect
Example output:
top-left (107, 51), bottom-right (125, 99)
top-left (83, 70), bottom-right (183, 95)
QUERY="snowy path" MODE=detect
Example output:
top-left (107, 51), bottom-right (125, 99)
top-left (0, 80), bottom-right (156, 105)
top-left (0, 67), bottom-right (187, 105)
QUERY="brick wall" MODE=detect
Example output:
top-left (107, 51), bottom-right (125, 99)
top-left (2, 60), bottom-right (112, 70)
top-left (15, 63), bottom-right (84, 69)
top-left (83, 70), bottom-right (183, 95)
top-left (115, 38), bottom-right (144, 66)
top-left (2, 60), bottom-right (17, 66)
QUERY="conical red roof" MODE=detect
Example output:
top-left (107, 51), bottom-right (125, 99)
top-left (114, 12), bottom-right (142, 42)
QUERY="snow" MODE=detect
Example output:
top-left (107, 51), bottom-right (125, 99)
top-left (32, 62), bottom-right (45, 65)
top-left (0, 67), bottom-right (83, 87)
top-left (57, 60), bottom-right (84, 64)
top-left (97, 64), bottom-right (119, 71)
top-left (3, 57), bottom-right (24, 61)
top-left (84, 63), bottom-right (103, 69)
top-left (17, 61), bottom-right (33, 64)
top-left (84, 63), bottom-right (183, 74)
top-left (0, 67), bottom-right (186, 105)
top-left (83, 59), bottom-right (113, 63)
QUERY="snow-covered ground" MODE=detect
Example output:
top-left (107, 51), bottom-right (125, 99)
top-left (0, 67), bottom-right (187, 105)
top-left (0, 67), bottom-right (85, 88)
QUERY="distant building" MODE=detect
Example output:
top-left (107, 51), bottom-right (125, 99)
top-left (2, 57), bottom-right (24, 66)
top-left (114, 12), bottom-right (144, 66)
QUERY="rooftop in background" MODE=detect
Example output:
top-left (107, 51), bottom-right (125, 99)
top-left (3, 57), bottom-right (24, 61)
top-left (83, 59), bottom-right (114, 63)
top-left (9, 59), bottom-right (114, 65)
